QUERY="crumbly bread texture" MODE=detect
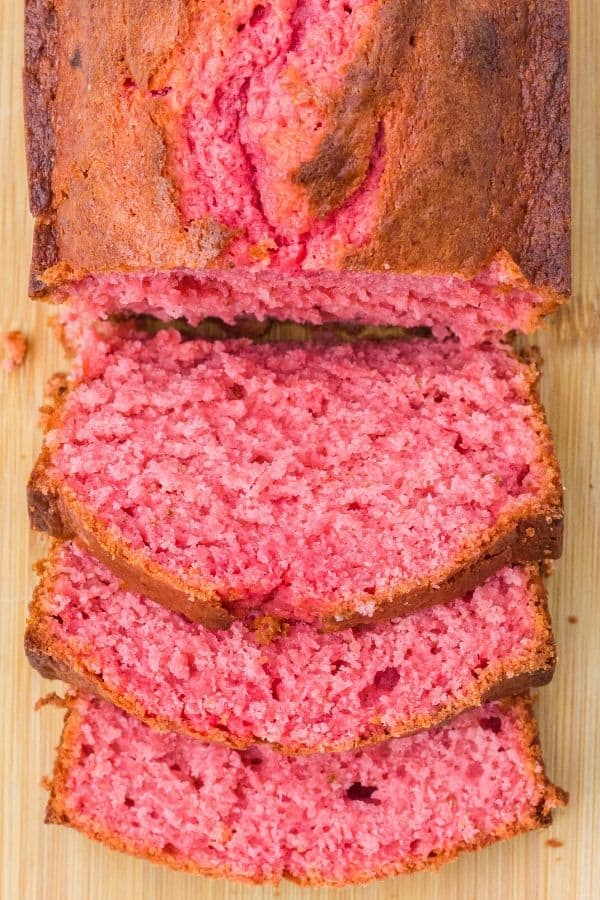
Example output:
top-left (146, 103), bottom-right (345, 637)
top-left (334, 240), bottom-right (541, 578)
top-left (45, 693), bottom-right (567, 886)
top-left (2, 330), bottom-right (28, 372)
top-left (28, 326), bottom-right (562, 629)
top-left (26, 543), bottom-right (556, 754)
top-left (25, 0), bottom-right (569, 340)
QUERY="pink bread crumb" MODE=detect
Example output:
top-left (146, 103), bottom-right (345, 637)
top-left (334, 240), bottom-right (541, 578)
top-left (30, 543), bottom-right (554, 753)
top-left (68, 262), bottom-right (546, 343)
top-left (36, 326), bottom-right (560, 624)
top-left (48, 694), bottom-right (566, 885)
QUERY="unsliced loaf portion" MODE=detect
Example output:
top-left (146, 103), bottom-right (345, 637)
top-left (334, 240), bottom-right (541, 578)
top-left (26, 543), bottom-right (556, 754)
top-left (29, 325), bottom-right (562, 629)
top-left (45, 693), bottom-right (566, 886)
top-left (25, 0), bottom-right (569, 340)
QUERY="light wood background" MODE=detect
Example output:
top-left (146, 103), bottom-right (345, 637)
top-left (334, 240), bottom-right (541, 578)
top-left (1, 1), bottom-right (598, 898)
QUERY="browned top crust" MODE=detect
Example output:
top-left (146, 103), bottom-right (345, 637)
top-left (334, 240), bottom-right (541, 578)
top-left (25, 0), bottom-right (570, 297)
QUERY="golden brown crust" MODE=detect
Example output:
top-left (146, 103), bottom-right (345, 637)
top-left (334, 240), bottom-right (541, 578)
top-left (43, 693), bottom-right (567, 886)
top-left (345, 0), bottom-right (570, 295)
top-left (28, 451), bottom-right (234, 628)
top-left (25, 548), bottom-right (556, 754)
top-left (25, 0), bottom-right (569, 301)
top-left (518, 1), bottom-right (571, 294)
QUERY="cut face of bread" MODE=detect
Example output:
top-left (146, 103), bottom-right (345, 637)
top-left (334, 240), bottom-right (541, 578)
top-left (29, 326), bottom-right (562, 629)
top-left (45, 693), bottom-right (566, 886)
top-left (27, 543), bottom-right (556, 753)
top-left (25, 0), bottom-right (569, 339)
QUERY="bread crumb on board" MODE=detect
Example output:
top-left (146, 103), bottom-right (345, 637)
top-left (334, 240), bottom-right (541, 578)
top-left (2, 330), bottom-right (28, 372)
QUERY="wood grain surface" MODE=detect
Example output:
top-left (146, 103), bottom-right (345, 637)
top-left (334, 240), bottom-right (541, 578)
top-left (1, 1), bottom-right (598, 898)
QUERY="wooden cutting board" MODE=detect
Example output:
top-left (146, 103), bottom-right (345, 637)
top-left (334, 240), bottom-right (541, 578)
top-left (1, 1), bottom-right (598, 898)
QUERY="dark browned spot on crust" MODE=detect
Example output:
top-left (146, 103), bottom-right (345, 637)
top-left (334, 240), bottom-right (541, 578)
top-left (454, 14), bottom-right (501, 79)
top-left (535, 799), bottom-right (555, 827)
top-left (294, 1), bottom-right (421, 218)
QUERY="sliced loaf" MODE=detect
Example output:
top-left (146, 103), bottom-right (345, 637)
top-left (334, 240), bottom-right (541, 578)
top-left (29, 325), bottom-right (562, 629)
top-left (27, 542), bottom-right (555, 754)
top-left (45, 693), bottom-right (566, 886)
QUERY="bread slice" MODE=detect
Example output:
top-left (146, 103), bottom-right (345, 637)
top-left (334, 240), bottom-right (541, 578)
top-left (29, 325), bottom-right (562, 630)
top-left (25, 0), bottom-right (569, 340)
top-left (26, 542), bottom-right (556, 754)
top-left (45, 693), bottom-right (566, 885)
